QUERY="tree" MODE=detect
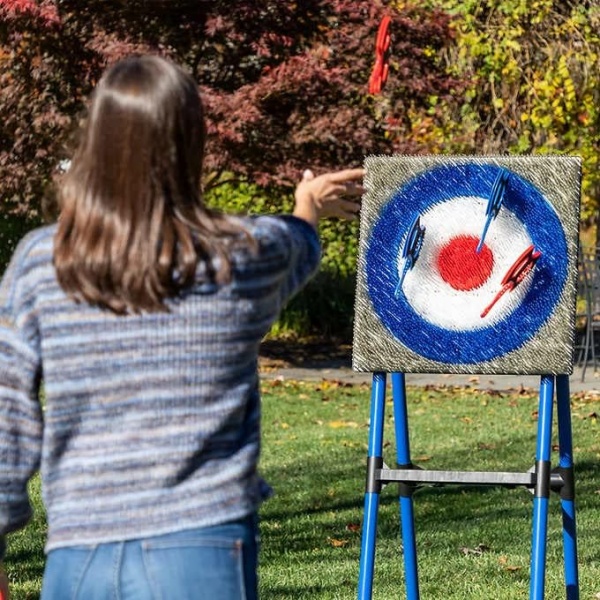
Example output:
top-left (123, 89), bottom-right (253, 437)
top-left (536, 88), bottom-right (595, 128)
top-left (419, 0), bottom-right (600, 226)
top-left (0, 0), bottom-right (460, 218)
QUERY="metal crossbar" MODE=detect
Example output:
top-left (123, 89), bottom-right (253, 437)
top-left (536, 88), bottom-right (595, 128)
top-left (378, 466), bottom-right (536, 488)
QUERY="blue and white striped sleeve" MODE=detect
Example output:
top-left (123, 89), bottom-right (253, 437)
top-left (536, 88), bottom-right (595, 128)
top-left (0, 237), bottom-right (43, 558)
top-left (266, 215), bottom-right (321, 304)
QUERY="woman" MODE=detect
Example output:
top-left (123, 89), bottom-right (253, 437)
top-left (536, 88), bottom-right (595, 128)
top-left (0, 55), bottom-right (363, 599)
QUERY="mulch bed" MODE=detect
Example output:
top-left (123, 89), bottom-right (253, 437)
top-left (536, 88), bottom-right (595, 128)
top-left (258, 337), bottom-right (352, 370)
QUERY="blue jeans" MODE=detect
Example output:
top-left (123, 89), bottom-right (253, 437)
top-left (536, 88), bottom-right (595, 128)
top-left (41, 515), bottom-right (258, 600)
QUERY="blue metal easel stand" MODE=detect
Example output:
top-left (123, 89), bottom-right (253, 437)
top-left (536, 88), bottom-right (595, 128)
top-left (530, 375), bottom-right (554, 600)
top-left (556, 374), bottom-right (579, 599)
top-left (392, 373), bottom-right (420, 600)
top-left (358, 373), bottom-right (420, 600)
top-left (357, 373), bottom-right (579, 600)
top-left (358, 373), bottom-right (387, 600)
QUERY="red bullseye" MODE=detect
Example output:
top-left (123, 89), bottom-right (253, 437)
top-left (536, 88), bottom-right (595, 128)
top-left (437, 235), bottom-right (494, 291)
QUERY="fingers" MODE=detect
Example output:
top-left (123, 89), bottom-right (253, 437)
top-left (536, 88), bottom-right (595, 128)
top-left (306, 173), bottom-right (364, 198)
top-left (318, 181), bottom-right (359, 200)
top-left (341, 181), bottom-right (365, 197)
top-left (326, 168), bottom-right (366, 183)
top-left (295, 167), bottom-right (364, 223)
top-left (300, 168), bottom-right (364, 188)
top-left (311, 170), bottom-right (364, 195)
top-left (337, 198), bottom-right (361, 219)
top-left (320, 198), bottom-right (361, 221)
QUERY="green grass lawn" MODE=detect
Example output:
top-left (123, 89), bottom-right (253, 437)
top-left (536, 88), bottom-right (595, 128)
top-left (5, 379), bottom-right (600, 599)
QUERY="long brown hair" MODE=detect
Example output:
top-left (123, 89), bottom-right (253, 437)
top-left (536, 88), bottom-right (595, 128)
top-left (54, 54), bottom-right (253, 314)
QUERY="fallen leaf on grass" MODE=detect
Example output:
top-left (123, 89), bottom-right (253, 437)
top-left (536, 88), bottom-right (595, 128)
top-left (315, 379), bottom-right (353, 392)
top-left (415, 455), bottom-right (432, 462)
top-left (328, 537), bottom-right (349, 547)
top-left (477, 442), bottom-right (496, 451)
top-left (573, 390), bottom-right (600, 401)
top-left (346, 523), bottom-right (361, 533)
top-left (518, 385), bottom-right (536, 397)
top-left (266, 378), bottom-right (284, 387)
top-left (328, 420), bottom-right (359, 429)
top-left (342, 440), bottom-right (363, 448)
top-left (498, 556), bottom-right (521, 571)
top-left (460, 543), bottom-right (490, 556)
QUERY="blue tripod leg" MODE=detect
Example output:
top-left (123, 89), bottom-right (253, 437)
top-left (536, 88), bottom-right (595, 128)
top-left (358, 373), bottom-right (387, 600)
top-left (530, 375), bottom-right (555, 600)
top-left (392, 373), bottom-right (420, 600)
top-left (556, 374), bottom-right (579, 599)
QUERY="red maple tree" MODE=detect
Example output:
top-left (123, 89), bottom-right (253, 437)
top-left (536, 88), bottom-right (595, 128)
top-left (0, 0), bottom-right (460, 217)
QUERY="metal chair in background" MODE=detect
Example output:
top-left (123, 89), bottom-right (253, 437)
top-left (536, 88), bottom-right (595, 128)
top-left (575, 248), bottom-right (600, 381)
top-left (586, 251), bottom-right (600, 375)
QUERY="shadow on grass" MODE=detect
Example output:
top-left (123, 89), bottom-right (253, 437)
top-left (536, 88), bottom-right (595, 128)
top-left (261, 442), bottom-right (600, 548)
top-left (260, 453), bottom-right (600, 597)
top-left (8, 547), bottom-right (45, 579)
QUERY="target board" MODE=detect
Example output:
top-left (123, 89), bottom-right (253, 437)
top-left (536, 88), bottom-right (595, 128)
top-left (353, 156), bottom-right (582, 375)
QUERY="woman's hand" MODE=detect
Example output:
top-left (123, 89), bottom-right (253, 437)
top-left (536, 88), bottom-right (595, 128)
top-left (293, 168), bottom-right (364, 227)
top-left (0, 563), bottom-right (9, 600)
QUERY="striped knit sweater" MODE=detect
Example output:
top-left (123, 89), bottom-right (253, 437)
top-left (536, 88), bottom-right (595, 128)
top-left (0, 215), bottom-right (320, 558)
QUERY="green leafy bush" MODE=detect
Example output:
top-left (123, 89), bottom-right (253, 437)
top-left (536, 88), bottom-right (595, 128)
top-left (0, 215), bottom-right (39, 273)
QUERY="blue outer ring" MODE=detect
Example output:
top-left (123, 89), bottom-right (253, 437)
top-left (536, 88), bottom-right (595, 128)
top-left (365, 163), bottom-right (568, 364)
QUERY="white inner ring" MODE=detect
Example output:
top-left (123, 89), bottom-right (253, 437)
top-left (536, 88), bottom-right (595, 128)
top-left (398, 196), bottom-right (534, 332)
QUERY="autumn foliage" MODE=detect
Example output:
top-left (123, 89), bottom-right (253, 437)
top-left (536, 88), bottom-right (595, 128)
top-left (0, 0), bottom-right (459, 217)
top-left (2, 1), bottom-right (597, 338)
top-left (422, 0), bottom-right (599, 225)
